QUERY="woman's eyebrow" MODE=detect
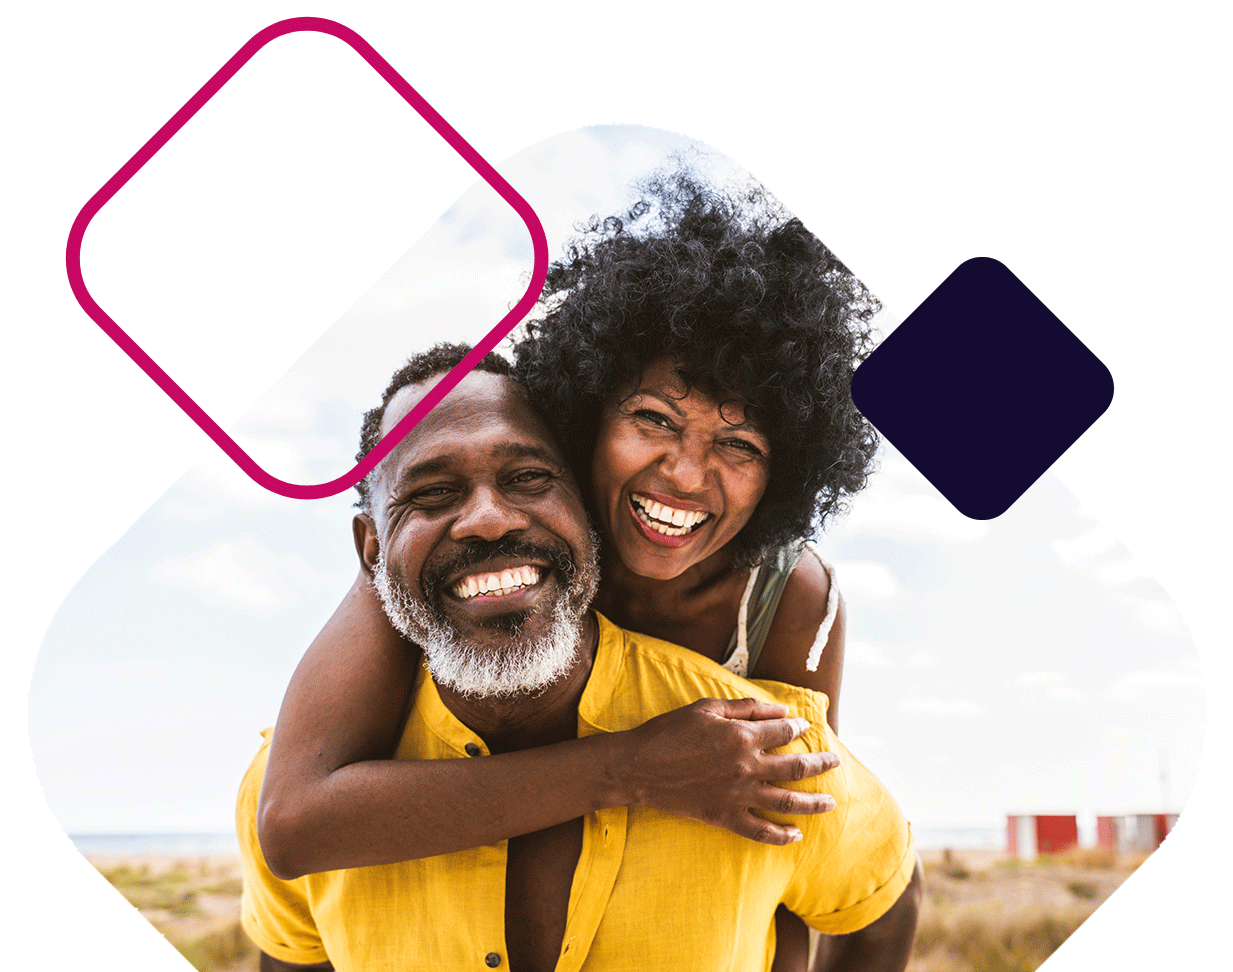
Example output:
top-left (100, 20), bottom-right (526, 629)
top-left (631, 388), bottom-right (687, 417)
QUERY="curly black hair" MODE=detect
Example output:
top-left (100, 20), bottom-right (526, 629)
top-left (354, 343), bottom-right (513, 515)
top-left (513, 169), bottom-right (880, 564)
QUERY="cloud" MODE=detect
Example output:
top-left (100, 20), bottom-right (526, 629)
top-left (847, 640), bottom-right (893, 668)
top-left (1120, 596), bottom-right (1189, 638)
top-left (55, 660), bottom-right (173, 682)
top-left (226, 431), bottom-right (350, 484)
top-left (1109, 667), bottom-right (1205, 703)
top-left (834, 450), bottom-right (989, 544)
top-left (1015, 670), bottom-right (1089, 703)
top-left (150, 538), bottom-right (318, 613)
top-left (897, 694), bottom-right (987, 718)
top-left (906, 649), bottom-right (940, 668)
top-left (1051, 525), bottom-right (1154, 589)
top-left (842, 734), bottom-right (889, 760)
top-left (831, 561), bottom-right (899, 601)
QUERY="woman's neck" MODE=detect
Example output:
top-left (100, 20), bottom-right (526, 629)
top-left (593, 546), bottom-right (750, 659)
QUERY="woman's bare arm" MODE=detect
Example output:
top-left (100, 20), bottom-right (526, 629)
top-left (257, 571), bottom-right (841, 880)
top-left (751, 552), bottom-right (845, 734)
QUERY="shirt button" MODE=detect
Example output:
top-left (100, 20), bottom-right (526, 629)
top-left (465, 743), bottom-right (481, 757)
top-left (485, 952), bottom-right (501, 967)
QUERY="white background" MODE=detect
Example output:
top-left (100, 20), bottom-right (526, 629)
top-left (3, 2), bottom-right (1229, 969)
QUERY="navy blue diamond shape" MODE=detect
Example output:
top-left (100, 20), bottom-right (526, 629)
top-left (851, 258), bottom-right (1113, 520)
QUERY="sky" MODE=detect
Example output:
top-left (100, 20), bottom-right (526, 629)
top-left (27, 127), bottom-right (1202, 836)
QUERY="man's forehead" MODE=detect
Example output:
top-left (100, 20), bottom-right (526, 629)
top-left (381, 371), bottom-right (565, 468)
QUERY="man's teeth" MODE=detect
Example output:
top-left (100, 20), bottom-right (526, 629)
top-left (452, 565), bottom-right (541, 600)
top-left (630, 494), bottom-right (710, 537)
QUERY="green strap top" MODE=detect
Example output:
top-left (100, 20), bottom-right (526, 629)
top-left (720, 544), bottom-right (837, 678)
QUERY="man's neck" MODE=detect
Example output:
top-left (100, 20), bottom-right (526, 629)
top-left (434, 612), bottom-right (599, 755)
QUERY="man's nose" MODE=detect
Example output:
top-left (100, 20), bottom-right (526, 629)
top-left (449, 485), bottom-right (531, 542)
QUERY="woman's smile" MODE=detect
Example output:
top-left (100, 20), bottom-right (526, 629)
top-left (591, 358), bottom-right (770, 580)
top-left (628, 491), bottom-right (713, 546)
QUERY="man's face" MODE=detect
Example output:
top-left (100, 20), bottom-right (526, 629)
top-left (361, 371), bottom-right (599, 698)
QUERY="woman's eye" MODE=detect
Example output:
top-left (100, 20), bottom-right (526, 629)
top-left (633, 409), bottom-right (674, 429)
top-left (722, 438), bottom-right (765, 457)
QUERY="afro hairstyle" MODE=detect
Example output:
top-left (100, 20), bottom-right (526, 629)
top-left (513, 168), bottom-right (880, 565)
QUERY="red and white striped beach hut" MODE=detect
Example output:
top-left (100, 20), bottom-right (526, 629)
top-left (1095, 813), bottom-right (1178, 854)
top-left (1006, 814), bottom-right (1078, 860)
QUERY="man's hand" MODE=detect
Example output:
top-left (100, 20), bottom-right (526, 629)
top-left (616, 698), bottom-right (839, 845)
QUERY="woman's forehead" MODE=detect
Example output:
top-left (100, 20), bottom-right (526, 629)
top-left (621, 357), bottom-right (767, 433)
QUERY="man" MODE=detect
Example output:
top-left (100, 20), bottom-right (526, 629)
top-left (238, 347), bottom-right (920, 972)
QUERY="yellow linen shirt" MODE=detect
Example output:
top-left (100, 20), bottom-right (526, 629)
top-left (238, 613), bottom-right (914, 972)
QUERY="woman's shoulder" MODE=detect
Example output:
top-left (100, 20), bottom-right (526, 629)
top-left (776, 546), bottom-right (840, 644)
top-left (751, 545), bottom-right (845, 688)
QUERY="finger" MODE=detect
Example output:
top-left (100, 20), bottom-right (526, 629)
top-left (720, 811), bottom-right (807, 846)
top-left (707, 697), bottom-right (790, 722)
top-left (747, 716), bottom-right (815, 751)
top-left (760, 750), bottom-right (841, 783)
top-left (750, 784), bottom-right (837, 817)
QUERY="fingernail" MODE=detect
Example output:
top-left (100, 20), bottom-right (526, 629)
top-left (789, 718), bottom-right (810, 735)
top-left (789, 829), bottom-right (804, 842)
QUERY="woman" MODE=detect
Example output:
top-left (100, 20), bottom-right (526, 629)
top-left (257, 171), bottom-right (899, 970)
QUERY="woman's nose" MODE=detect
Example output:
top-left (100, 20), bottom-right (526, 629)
top-left (658, 441), bottom-right (708, 493)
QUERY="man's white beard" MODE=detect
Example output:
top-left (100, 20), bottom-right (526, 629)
top-left (373, 552), bottom-right (595, 700)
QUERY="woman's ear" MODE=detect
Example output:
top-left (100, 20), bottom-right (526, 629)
top-left (353, 514), bottom-right (381, 577)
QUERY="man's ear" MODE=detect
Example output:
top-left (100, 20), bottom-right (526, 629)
top-left (353, 514), bottom-right (381, 577)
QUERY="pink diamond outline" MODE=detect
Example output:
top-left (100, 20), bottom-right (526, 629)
top-left (65, 17), bottom-right (549, 501)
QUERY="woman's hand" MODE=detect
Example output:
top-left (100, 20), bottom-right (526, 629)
top-left (615, 698), bottom-right (838, 845)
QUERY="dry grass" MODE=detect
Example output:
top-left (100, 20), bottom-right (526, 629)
top-left (908, 849), bottom-right (1145, 971)
top-left (94, 856), bottom-right (257, 972)
top-left (93, 849), bottom-right (1146, 972)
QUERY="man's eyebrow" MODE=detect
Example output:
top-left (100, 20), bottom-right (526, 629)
top-left (391, 455), bottom-right (454, 488)
top-left (391, 442), bottom-right (564, 489)
top-left (492, 441), bottom-right (565, 466)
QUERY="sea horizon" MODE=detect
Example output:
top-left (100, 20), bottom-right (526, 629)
top-left (70, 825), bottom-right (1010, 857)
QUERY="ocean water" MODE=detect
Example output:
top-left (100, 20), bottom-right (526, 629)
top-left (911, 826), bottom-right (1006, 851)
top-left (69, 826), bottom-right (1007, 856)
top-left (70, 833), bottom-right (241, 856)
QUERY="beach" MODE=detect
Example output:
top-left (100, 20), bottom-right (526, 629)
top-left (90, 854), bottom-right (256, 972)
top-left (90, 847), bottom-right (1147, 972)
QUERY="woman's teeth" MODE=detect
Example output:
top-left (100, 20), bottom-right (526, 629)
top-left (452, 565), bottom-right (541, 600)
top-left (630, 494), bottom-right (710, 537)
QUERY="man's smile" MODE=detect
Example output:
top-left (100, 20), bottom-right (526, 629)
top-left (451, 564), bottom-right (543, 600)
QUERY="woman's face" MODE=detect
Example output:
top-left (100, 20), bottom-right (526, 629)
top-left (590, 358), bottom-right (771, 581)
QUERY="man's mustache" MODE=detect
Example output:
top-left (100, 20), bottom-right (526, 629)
top-left (421, 536), bottom-right (577, 597)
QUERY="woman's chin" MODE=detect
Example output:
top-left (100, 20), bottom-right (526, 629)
top-left (606, 522), bottom-right (725, 582)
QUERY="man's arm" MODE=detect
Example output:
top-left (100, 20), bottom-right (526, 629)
top-left (808, 857), bottom-right (923, 972)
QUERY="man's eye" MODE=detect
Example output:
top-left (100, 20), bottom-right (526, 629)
top-left (509, 470), bottom-right (551, 487)
top-left (412, 485), bottom-right (455, 502)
